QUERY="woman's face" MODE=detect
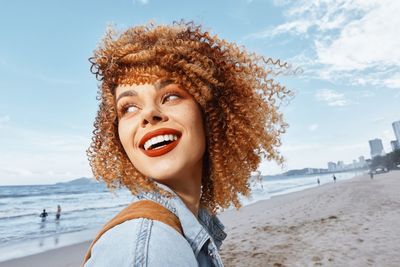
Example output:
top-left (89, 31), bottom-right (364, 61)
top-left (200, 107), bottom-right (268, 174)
top-left (115, 80), bottom-right (206, 183)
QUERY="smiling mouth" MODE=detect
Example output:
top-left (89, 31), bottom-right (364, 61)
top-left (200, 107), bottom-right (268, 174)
top-left (141, 137), bottom-right (180, 157)
top-left (139, 128), bottom-right (182, 157)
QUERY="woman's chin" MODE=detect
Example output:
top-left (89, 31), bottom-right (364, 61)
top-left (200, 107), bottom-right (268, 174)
top-left (142, 165), bottom-right (183, 182)
top-left (148, 174), bottom-right (182, 186)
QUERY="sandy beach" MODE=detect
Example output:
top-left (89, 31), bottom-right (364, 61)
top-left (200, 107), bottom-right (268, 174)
top-left (1, 171), bottom-right (399, 267)
top-left (219, 170), bottom-right (400, 267)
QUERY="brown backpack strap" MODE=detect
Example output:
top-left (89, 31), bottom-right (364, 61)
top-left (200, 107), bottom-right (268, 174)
top-left (82, 200), bottom-right (183, 266)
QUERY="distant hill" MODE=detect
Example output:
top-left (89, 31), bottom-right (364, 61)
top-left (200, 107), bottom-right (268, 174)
top-left (55, 177), bottom-right (98, 185)
top-left (265, 168), bottom-right (329, 178)
top-left (282, 168), bottom-right (327, 176)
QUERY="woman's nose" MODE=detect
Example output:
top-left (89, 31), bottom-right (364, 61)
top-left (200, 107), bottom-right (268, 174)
top-left (140, 106), bottom-right (168, 127)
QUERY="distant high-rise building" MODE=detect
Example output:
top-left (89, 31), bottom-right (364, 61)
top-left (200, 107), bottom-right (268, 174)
top-left (391, 140), bottom-right (400, 151)
top-left (359, 156), bottom-right (366, 167)
top-left (393, 120), bottom-right (400, 145)
top-left (327, 161), bottom-right (336, 171)
top-left (337, 161), bottom-right (345, 170)
top-left (369, 138), bottom-right (385, 158)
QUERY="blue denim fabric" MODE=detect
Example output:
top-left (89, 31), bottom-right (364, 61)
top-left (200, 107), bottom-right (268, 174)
top-left (85, 181), bottom-right (226, 267)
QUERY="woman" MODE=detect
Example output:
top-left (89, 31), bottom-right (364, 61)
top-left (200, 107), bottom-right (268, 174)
top-left (83, 21), bottom-right (291, 266)
top-left (56, 204), bottom-right (61, 220)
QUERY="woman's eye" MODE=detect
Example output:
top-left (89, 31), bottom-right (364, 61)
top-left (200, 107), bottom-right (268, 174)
top-left (163, 93), bottom-right (180, 103)
top-left (126, 105), bottom-right (139, 113)
top-left (119, 104), bottom-right (139, 116)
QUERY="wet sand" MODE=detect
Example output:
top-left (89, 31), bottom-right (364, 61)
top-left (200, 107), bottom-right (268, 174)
top-left (0, 241), bottom-right (90, 267)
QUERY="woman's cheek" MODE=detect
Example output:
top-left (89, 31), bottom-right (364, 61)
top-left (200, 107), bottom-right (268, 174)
top-left (118, 122), bottom-right (132, 151)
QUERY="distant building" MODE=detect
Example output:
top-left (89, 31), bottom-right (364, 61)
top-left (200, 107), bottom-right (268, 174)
top-left (337, 161), bottom-right (345, 170)
top-left (359, 156), bottom-right (366, 167)
top-left (352, 160), bottom-right (357, 168)
top-left (369, 138), bottom-right (385, 158)
top-left (391, 140), bottom-right (400, 152)
top-left (328, 161), bottom-right (336, 171)
top-left (393, 120), bottom-right (400, 145)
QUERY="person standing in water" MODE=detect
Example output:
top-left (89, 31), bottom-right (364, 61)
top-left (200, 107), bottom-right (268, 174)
top-left (55, 205), bottom-right (62, 220)
top-left (39, 209), bottom-right (48, 221)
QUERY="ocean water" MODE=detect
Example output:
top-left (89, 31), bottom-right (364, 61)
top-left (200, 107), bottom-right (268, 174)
top-left (0, 171), bottom-right (364, 261)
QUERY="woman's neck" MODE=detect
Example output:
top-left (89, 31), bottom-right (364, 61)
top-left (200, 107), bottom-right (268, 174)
top-left (161, 161), bottom-right (202, 218)
top-left (174, 182), bottom-right (201, 217)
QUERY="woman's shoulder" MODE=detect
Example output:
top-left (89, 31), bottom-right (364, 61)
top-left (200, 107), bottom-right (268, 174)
top-left (85, 218), bottom-right (197, 267)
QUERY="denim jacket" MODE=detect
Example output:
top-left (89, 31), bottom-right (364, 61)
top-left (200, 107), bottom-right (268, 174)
top-left (84, 181), bottom-right (227, 267)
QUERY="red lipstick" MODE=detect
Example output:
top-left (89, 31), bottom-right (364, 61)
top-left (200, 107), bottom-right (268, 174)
top-left (139, 128), bottom-right (182, 157)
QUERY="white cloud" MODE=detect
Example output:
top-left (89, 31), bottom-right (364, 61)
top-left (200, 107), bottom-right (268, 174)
top-left (259, 140), bottom-right (370, 174)
top-left (382, 129), bottom-right (395, 142)
top-left (0, 126), bottom-right (92, 185)
top-left (251, 0), bottom-right (373, 38)
top-left (1, 126), bottom-right (90, 153)
top-left (383, 72), bottom-right (400, 89)
top-left (0, 167), bottom-right (33, 177)
top-left (0, 163), bottom-right (90, 185)
top-left (315, 1), bottom-right (400, 71)
top-left (272, 0), bottom-right (381, 36)
top-left (379, 129), bottom-right (397, 153)
top-left (281, 142), bottom-right (324, 152)
top-left (330, 143), bottom-right (367, 152)
top-left (0, 115), bottom-right (10, 127)
top-left (266, 20), bottom-right (312, 37)
top-left (359, 90), bottom-right (374, 98)
top-left (372, 117), bottom-right (385, 124)
top-left (253, 0), bottom-right (400, 89)
top-left (309, 124), bottom-right (318, 131)
top-left (315, 89), bottom-right (353, 106)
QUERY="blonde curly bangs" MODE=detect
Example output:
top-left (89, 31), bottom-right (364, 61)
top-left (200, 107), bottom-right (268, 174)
top-left (87, 21), bottom-right (292, 213)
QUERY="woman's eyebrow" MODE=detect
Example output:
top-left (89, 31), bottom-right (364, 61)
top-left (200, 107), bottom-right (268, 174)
top-left (116, 80), bottom-right (175, 104)
top-left (154, 79), bottom-right (173, 90)
top-left (116, 90), bottom-right (137, 104)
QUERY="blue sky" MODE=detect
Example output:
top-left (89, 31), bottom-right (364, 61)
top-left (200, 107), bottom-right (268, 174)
top-left (0, 0), bottom-right (399, 185)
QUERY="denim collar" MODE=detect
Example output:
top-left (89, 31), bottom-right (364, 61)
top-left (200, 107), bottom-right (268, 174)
top-left (136, 181), bottom-right (227, 254)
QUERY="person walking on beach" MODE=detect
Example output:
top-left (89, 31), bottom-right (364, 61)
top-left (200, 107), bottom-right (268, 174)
top-left (370, 172), bottom-right (374, 179)
top-left (82, 21), bottom-right (291, 267)
top-left (39, 209), bottom-right (48, 221)
top-left (317, 178), bottom-right (320, 185)
top-left (333, 174), bottom-right (337, 183)
top-left (55, 205), bottom-right (61, 220)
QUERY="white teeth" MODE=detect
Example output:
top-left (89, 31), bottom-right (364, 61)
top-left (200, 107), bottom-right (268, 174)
top-left (144, 142), bottom-right (150, 151)
top-left (143, 134), bottom-right (179, 150)
top-left (156, 135), bottom-right (164, 144)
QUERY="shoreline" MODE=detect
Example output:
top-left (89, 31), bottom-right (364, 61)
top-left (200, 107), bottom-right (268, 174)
top-left (2, 171), bottom-right (398, 266)
top-left (0, 171), bottom-right (360, 262)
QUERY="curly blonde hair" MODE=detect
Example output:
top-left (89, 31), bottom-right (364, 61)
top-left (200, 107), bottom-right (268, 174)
top-left (87, 21), bottom-right (292, 213)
